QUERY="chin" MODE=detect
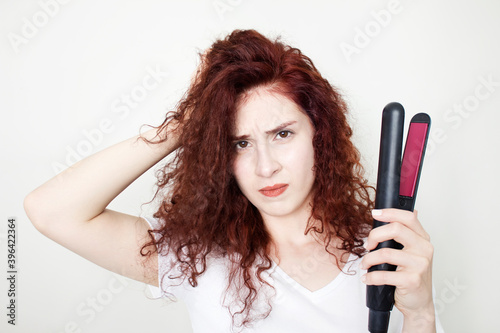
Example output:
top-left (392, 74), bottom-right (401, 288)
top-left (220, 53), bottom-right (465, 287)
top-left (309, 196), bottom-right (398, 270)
top-left (257, 202), bottom-right (308, 219)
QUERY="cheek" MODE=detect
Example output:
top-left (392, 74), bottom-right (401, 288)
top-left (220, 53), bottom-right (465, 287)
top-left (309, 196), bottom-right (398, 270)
top-left (232, 156), bottom-right (249, 189)
top-left (291, 142), bottom-right (316, 187)
top-left (284, 139), bottom-right (315, 172)
top-left (301, 149), bottom-right (316, 181)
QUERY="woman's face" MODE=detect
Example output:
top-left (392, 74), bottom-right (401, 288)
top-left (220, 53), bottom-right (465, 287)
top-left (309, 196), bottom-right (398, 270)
top-left (232, 87), bottom-right (316, 221)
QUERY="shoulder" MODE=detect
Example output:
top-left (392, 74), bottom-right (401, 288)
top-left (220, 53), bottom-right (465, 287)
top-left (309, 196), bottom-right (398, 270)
top-left (142, 215), bottom-right (162, 231)
top-left (143, 216), bottom-right (232, 290)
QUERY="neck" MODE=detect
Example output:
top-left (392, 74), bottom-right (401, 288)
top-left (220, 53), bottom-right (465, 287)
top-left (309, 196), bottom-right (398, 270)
top-left (262, 210), bottom-right (347, 269)
top-left (261, 205), bottom-right (327, 250)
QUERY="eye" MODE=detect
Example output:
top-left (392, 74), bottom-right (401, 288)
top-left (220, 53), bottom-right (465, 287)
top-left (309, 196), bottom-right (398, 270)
top-left (235, 140), bottom-right (249, 149)
top-left (276, 130), bottom-right (292, 139)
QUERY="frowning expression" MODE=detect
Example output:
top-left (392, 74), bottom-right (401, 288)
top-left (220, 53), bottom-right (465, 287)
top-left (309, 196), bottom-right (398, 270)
top-left (232, 87), bottom-right (316, 221)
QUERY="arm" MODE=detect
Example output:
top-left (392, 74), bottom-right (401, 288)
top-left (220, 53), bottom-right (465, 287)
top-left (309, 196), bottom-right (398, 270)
top-left (24, 124), bottom-right (180, 286)
top-left (361, 209), bottom-right (437, 333)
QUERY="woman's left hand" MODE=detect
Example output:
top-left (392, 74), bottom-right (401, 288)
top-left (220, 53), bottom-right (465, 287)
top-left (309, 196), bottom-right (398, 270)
top-left (361, 208), bottom-right (436, 331)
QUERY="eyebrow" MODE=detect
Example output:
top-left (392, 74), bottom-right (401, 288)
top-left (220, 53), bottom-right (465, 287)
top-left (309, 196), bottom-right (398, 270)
top-left (265, 121), bottom-right (297, 135)
top-left (232, 121), bottom-right (297, 141)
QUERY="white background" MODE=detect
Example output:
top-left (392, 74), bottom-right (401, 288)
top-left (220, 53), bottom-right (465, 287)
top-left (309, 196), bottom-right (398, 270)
top-left (1, 0), bottom-right (499, 332)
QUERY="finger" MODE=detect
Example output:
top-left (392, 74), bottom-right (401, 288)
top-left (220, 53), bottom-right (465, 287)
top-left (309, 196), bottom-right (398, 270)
top-left (372, 208), bottom-right (430, 241)
top-left (361, 248), bottom-right (431, 273)
top-left (361, 269), bottom-right (423, 290)
top-left (365, 222), bottom-right (427, 252)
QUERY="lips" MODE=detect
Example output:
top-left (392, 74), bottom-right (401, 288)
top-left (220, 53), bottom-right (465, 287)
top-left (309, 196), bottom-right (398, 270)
top-left (259, 184), bottom-right (288, 197)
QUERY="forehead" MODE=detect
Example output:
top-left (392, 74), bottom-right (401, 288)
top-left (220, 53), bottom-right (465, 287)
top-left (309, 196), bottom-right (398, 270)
top-left (233, 87), bottom-right (308, 133)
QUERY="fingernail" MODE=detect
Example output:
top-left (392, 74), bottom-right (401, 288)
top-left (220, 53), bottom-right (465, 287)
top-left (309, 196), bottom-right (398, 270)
top-left (372, 209), bottom-right (383, 216)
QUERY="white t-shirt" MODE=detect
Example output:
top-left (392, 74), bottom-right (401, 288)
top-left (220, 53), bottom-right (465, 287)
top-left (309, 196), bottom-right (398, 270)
top-left (144, 217), bottom-right (443, 333)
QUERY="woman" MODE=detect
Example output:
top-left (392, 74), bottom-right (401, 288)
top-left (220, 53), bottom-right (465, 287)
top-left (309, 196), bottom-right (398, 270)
top-left (25, 30), bottom-right (439, 332)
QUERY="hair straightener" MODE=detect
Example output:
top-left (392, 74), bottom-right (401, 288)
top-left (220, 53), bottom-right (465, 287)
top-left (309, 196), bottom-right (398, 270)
top-left (366, 102), bottom-right (431, 333)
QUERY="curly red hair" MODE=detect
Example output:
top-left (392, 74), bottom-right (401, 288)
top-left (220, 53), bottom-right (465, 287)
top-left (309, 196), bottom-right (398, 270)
top-left (143, 29), bottom-right (374, 329)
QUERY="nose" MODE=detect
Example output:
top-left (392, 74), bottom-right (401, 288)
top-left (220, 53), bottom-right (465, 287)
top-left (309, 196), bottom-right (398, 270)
top-left (255, 144), bottom-right (281, 178)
